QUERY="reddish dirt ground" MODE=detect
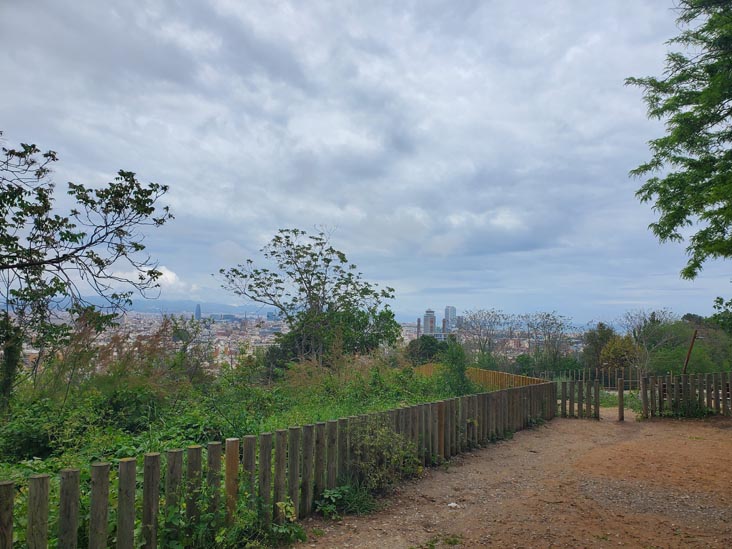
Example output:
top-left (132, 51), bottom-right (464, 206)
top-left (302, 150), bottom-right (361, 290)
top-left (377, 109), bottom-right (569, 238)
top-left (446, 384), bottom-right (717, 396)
top-left (300, 408), bottom-right (732, 548)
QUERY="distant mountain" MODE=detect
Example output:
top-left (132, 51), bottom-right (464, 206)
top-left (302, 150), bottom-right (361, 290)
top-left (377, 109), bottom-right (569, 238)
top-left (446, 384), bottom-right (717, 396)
top-left (128, 299), bottom-right (271, 316)
top-left (79, 296), bottom-right (274, 316)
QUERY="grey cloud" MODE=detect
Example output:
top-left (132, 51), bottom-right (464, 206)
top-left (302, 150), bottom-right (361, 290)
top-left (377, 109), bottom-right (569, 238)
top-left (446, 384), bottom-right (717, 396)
top-left (2, 0), bottom-right (729, 323)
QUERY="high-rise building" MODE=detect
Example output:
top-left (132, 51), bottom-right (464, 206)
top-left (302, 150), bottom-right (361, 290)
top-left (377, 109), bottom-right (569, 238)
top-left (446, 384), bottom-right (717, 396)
top-left (444, 305), bottom-right (456, 331)
top-left (194, 304), bottom-right (202, 321)
top-left (423, 309), bottom-right (436, 335)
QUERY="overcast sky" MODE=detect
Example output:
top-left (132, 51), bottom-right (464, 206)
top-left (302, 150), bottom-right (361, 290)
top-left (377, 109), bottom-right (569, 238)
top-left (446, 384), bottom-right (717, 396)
top-left (1, 0), bottom-right (730, 324)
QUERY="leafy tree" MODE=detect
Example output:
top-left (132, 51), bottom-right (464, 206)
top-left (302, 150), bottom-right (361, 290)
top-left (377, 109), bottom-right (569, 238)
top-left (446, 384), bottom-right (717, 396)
top-left (626, 1), bottom-right (732, 280)
top-left (621, 309), bottom-right (681, 373)
top-left (523, 311), bottom-right (572, 371)
top-left (0, 133), bottom-right (172, 410)
top-left (438, 339), bottom-right (474, 396)
top-left (600, 335), bottom-right (641, 371)
top-left (513, 354), bottom-right (534, 376)
top-left (710, 296), bottom-right (732, 335)
top-left (405, 335), bottom-right (447, 365)
top-left (582, 322), bottom-right (616, 369)
top-left (220, 229), bottom-right (399, 365)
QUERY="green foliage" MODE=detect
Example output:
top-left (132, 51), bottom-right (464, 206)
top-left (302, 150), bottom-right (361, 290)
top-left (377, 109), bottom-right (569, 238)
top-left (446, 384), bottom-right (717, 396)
top-left (599, 390), bottom-right (643, 413)
top-left (0, 132), bottom-right (172, 409)
top-left (514, 354), bottom-right (534, 375)
top-left (600, 335), bottom-right (641, 371)
top-left (711, 296), bottom-right (732, 336)
top-left (405, 335), bottom-right (448, 365)
top-left (437, 340), bottom-right (475, 396)
top-left (220, 228), bottom-right (400, 366)
top-left (582, 322), bottom-right (616, 369)
top-left (347, 415), bottom-right (420, 494)
top-left (626, 1), bottom-right (732, 279)
top-left (315, 482), bottom-right (376, 519)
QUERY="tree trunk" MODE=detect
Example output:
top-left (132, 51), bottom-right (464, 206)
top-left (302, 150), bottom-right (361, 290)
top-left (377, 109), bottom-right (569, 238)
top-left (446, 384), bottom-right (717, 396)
top-left (0, 315), bottom-right (23, 413)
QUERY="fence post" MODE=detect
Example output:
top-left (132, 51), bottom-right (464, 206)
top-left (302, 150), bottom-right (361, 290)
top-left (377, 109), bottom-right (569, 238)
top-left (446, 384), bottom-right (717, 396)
top-left (641, 376), bottom-right (648, 419)
top-left (142, 454), bottom-right (160, 549)
top-left (714, 373), bottom-right (722, 414)
top-left (313, 423), bottom-right (326, 502)
top-left (568, 381), bottom-right (575, 418)
top-left (594, 380), bottom-right (600, 420)
top-left (649, 377), bottom-right (656, 418)
top-left (58, 468), bottom-right (80, 549)
top-left (206, 442), bottom-right (221, 518)
top-left (273, 430), bottom-right (287, 523)
top-left (696, 374), bottom-right (705, 410)
top-left (723, 372), bottom-right (731, 416)
top-left (258, 433), bottom-right (272, 526)
top-left (300, 425), bottom-right (315, 517)
top-left (431, 402), bottom-right (439, 463)
top-left (117, 458), bottom-right (136, 549)
top-left (326, 420), bottom-right (338, 489)
top-left (0, 481), bottom-right (11, 549)
top-left (28, 474), bottom-right (50, 549)
top-left (585, 379), bottom-right (592, 418)
top-left (577, 380), bottom-right (584, 419)
top-left (165, 448), bottom-right (183, 537)
top-left (560, 381), bottom-right (567, 418)
top-left (186, 445), bottom-right (203, 530)
top-left (225, 438), bottom-right (239, 524)
top-left (240, 436), bottom-right (256, 509)
top-left (618, 378), bottom-right (624, 422)
top-left (89, 463), bottom-right (111, 549)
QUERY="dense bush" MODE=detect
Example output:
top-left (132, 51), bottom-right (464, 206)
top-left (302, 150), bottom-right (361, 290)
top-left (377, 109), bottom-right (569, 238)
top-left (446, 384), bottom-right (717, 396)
top-left (346, 415), bottom-right (420, 494)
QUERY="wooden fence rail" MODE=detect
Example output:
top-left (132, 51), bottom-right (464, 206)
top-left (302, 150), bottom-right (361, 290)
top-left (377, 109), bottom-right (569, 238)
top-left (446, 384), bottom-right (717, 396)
top-left (636, 372), bottom-right (731, 420)
top-left (532, 367), bottom-right (642, 391)
top-left (0, 371), bottom-right (554, 548)
top-left (556, 379), bottom-right (601, 420)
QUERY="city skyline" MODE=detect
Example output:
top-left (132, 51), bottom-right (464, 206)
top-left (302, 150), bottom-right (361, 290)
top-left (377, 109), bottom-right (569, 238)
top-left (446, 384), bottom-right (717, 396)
top-left (2, 1), bottom-right (731, 325)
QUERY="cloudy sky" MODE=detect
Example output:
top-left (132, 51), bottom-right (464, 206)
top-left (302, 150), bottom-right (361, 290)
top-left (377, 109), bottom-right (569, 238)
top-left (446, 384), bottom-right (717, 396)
top-left (1, 0), bottom-right (729, 323)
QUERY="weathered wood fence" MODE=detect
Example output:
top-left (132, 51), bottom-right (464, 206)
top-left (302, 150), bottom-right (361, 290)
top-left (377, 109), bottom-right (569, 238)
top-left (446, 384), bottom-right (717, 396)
top-left (415, 364), bottom-right (544, 388)
top-left (637, 372), bottom-right (732, 419)
top-left (533, 366), bottom-right (642, 391)
top-left (0, 371), bottom-right (554, 548)
top-left (556, 379), bottom-right (601, 420)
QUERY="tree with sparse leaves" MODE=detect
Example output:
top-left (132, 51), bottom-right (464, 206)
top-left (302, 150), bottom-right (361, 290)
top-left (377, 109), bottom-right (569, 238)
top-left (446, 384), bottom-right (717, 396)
top-left (0, 132), bottom-right (172, 409)
top-left (220, 228), bottom-right (400, 365)
top-left (626, 0), bottom-right (732, 279)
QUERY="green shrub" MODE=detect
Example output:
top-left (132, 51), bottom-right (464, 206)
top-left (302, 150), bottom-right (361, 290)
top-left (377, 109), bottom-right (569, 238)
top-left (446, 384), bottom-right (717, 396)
top-left (347, 416), bottom-right (420, 494)
top-left (0, 399), bottom-right (59, 460)
top-left (315, 482), bottom-right (376, 519)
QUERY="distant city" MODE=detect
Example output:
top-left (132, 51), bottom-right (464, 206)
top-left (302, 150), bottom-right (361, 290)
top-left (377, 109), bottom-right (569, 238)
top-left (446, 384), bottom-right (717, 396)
top-left (21, 302), bottom-right (584, 367)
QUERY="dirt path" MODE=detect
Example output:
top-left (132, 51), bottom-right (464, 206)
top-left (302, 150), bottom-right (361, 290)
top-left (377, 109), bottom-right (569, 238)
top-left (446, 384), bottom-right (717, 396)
top-left (302, 409), bottom-right (732, 548)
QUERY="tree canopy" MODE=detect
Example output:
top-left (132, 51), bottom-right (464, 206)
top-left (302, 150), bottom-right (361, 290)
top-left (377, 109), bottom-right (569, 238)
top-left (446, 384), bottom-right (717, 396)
top-left (0, 132), bottom-right (172, 408)
top-left (220, 228), bottom-right (400, 365)
top-left (626, 0), bottom-right (732, 279)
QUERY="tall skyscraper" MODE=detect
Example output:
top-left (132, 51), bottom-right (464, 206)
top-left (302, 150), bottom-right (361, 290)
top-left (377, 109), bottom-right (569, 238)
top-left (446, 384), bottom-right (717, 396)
top-left (194, 304), bottom-right (202, 321)
top-left (444, 305), bottom-right (457, 331)
top-left (423, 309), bottom-right (436, 335)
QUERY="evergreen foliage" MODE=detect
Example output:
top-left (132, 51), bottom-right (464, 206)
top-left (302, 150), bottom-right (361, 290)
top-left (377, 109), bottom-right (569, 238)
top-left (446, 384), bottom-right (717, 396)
top-left (626, 0), bottom-right (732, 279)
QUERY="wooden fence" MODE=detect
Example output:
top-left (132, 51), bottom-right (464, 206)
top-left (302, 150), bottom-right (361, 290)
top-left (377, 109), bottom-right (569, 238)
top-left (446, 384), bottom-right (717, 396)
top-left (556, 379), bottom-right (601, 420)
top-left (0, 376), bottom-right (555, 548)
top-left (415, 364), bottom-right (544, 388)
top-left (532, 366), bottom-right (642, 391)
top-left (637, 372), bottom-right (731, 419)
